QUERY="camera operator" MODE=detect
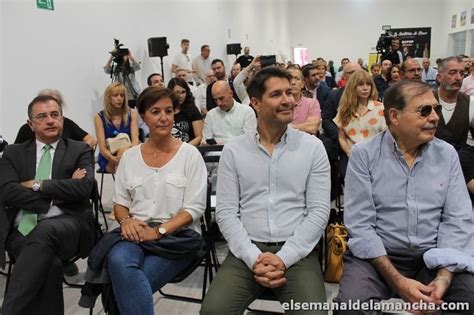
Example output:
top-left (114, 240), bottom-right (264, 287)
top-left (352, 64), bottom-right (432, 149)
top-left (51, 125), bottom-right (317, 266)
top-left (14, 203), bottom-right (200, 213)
top-left (382, 37), bottom-right (403, 66)
top-left (104, 46), bottom-right (141, 108)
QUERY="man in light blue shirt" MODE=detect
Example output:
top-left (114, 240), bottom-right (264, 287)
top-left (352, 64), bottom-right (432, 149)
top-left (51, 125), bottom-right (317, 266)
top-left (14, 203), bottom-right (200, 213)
top-left (201, 67), bottom-right (331, 314)
top-left (421, 58), bottom-right (438, 87)
top-left (336, 80), bottom-right (474, 314)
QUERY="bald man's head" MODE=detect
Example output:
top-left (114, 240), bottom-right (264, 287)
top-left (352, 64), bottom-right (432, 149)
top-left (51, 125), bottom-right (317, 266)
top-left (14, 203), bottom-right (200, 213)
top-left (212, 81), bottom-right (234, 111)
top-left (343, 63), bottom-right (362, 80)
top-left (205, 70), bottom-right (216, 85)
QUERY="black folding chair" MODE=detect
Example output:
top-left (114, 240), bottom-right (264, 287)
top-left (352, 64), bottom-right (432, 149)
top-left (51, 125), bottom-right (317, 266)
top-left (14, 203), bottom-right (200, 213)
top-left (4, 179), bottom-right (105, 296)
top-left (96, 168), bottom-right (113, 230)
top-left (158, 182), bottom-right (220, 303)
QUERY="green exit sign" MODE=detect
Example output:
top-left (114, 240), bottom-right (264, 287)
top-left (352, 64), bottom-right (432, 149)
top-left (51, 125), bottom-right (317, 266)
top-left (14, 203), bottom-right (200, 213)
top-left (37, 0), bottom-right (54, 11)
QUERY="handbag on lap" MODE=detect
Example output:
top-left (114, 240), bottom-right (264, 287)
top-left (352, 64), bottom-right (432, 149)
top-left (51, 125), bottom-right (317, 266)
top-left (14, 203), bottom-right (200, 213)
top-left (105, 133), bottom-right (131, 154)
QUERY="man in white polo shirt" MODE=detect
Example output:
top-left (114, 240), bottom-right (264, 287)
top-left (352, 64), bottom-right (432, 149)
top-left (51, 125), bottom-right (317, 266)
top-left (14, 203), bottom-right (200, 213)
top-left (171, 39), bottom-right (195, 85)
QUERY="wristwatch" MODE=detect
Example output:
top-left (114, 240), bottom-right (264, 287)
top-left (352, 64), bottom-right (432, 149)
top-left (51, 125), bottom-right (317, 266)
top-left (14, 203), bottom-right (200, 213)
top-left (32, 180), bottom-right (41, 192)
top-left (158, 226), bottom-right (167, 238)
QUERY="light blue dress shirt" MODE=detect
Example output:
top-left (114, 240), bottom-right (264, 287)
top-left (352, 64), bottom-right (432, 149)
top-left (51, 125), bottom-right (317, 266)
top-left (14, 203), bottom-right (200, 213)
top-left (421, 67), bottom-right (437, 84)
top-left (216, 127), bottom-right (331, 269)
top-left (345, 129), bottom-right (473, 262)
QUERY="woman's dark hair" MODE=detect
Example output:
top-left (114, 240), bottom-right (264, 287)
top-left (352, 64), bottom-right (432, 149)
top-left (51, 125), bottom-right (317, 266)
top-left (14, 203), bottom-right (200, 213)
top-left (167, 78), bottom-right (195, 110)
top-left (386, 65), bottom-right (402, 82)
top-left (136, 87), bottom-right (178, 116)
top-left (146, 73), bottom-right (162, 86)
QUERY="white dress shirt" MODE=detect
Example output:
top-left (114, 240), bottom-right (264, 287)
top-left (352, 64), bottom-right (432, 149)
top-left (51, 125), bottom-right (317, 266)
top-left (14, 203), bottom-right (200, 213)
top-left (202, 101), bottom-right (256, 143)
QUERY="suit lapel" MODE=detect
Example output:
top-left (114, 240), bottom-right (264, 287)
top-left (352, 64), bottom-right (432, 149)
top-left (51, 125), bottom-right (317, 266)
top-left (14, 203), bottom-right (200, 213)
top-left (52, 138), bottom-right (66, 179)
top-left (433, 90), bottom-right (447, 127)
top-left (26, 140), bottom-right (37, 180)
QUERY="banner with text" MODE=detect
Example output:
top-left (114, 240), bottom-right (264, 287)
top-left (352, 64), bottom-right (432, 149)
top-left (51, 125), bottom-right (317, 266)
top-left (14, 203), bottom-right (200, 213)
top-left (390, 27), bottom-right (431, 58)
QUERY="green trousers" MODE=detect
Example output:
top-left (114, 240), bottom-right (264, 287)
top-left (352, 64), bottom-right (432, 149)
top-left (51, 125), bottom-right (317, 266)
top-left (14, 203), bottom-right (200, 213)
top-left (200, 242), bottom-right (327, 315)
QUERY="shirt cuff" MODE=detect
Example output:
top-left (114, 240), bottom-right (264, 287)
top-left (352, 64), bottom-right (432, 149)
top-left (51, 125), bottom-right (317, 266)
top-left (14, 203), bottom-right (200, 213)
top-left (348, 236), bottom-right (387, 259)
top-left (240, 244), bottom-right (262, 270)
top-left (113, 196), bottom-right (131, 209)
top-left (182, 207), bottom-right (203, 222)
top-left (276, 245), bottom-right (300, 269)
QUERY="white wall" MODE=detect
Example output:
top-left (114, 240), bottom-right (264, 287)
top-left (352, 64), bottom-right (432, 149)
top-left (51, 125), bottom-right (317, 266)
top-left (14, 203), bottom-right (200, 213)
top-left (0, 0), bottom-right (462, 143)
top-left (443, 0), bottom-right (474, 34)
top-left (288, 0), bottom-right (445, 66)
top-left (441, 0), bottom-right (474, 56)
top-left (0, 0), bottom-right (290, 142)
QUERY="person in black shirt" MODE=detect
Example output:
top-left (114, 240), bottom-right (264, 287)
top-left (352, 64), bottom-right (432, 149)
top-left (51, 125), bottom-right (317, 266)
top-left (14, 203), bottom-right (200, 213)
top-left (14, 89), bottom-right (96, 148)
top-left (381, 37), bottom-right (403, 66)
top-left (206, 59), bottom-right (234, 111)
top-left (235, 46), bottom-right (254, 69)
top-left (167, 78), bottom-right (203, 146)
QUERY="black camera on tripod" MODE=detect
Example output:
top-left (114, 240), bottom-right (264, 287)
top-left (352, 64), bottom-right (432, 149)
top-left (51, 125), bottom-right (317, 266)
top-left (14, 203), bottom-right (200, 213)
top-left (376, 31), bottom-right (395, 57)
top-left (110, 38), bottom-right (130, 67)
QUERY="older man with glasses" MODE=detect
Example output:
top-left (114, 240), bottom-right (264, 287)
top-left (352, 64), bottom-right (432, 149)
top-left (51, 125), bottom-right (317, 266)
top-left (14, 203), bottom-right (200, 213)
top-left (0, 95), bottom-right (95, 314)
top-left (401, 58), bottom-right (422, 81)
top-left (335, 80), bottom-right (474, 314)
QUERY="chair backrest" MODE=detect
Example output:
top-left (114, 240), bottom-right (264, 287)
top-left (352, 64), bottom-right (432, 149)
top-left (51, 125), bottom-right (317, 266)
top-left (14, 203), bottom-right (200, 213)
top-left (202, 181), bottom-right (213, 235)
top-left (91, 179), bottom-right (106, 241)
top-left (167, 181), bottom-right (215, 284)
top-left (198, 144), bottom-right (224, 163)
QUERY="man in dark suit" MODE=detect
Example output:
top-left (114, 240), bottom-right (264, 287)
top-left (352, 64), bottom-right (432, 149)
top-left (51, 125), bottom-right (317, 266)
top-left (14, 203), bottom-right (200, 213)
top-left (0, 95), bottom-right (95, 315)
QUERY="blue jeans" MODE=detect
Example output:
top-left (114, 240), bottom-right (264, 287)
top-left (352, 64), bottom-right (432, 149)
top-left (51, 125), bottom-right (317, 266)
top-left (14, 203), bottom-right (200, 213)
top-left (107, 241), bottom-right (192, 315)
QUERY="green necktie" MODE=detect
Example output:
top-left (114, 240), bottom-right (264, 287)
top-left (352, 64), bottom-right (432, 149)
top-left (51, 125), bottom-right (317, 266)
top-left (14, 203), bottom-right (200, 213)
top-left (18, 144), bottom-right (52, 236)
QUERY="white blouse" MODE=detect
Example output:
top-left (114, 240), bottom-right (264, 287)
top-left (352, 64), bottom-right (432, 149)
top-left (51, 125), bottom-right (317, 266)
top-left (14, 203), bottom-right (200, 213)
top-left (113, 142), bottom-right (208, 234)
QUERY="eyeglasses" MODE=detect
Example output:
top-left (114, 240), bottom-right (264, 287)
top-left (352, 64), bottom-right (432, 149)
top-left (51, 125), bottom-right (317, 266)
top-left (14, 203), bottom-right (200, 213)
top-left (407, 67), bottom-right (422, 73)
top-left (416, 104), bottom-right (442, 117)
top-left (32, 111), bottom-right (62, 121)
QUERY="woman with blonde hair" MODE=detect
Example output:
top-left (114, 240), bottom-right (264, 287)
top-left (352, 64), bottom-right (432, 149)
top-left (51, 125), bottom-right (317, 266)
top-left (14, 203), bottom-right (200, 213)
top-left (94, 82), bottom-right (139, 173)
top-left (334, 70), bottom-right (386, 179)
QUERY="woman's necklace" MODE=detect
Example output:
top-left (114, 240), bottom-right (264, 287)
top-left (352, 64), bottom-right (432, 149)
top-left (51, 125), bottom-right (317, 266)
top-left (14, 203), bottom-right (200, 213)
top-left (149, 137), bottom-right (174, 159)
top-left (357, 103), bottom-right (368, 116)
top-left (150, 142), bottom-right (159, 159)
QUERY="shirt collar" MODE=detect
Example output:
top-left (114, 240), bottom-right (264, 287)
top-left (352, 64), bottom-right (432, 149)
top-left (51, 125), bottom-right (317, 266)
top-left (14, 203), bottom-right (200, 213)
top-left (253, 125), bottom-right (293, 145)
top-left (384, 128), bottom-right (431, 158)
top-left (367, 100), bottom-right (376, 111)
top-left (217, 100), bottom-right (236, 114)
top-left (36, 139), bottom-right (59, 152)
top-left (353, 101), bottom-right (376, 118)
top-left (295, 96), bottom-right (304, 107)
